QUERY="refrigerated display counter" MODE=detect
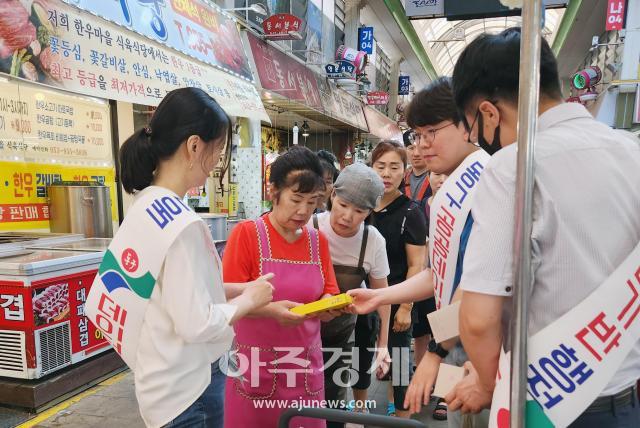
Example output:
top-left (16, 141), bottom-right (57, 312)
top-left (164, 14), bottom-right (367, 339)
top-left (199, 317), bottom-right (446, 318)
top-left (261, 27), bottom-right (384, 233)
top-left (0, 238), bottom-right (111, 380)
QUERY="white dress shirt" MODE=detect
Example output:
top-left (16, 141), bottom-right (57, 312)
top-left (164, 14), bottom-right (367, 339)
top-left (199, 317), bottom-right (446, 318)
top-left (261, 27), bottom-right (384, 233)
top-left (131, 188), bottom-right (237, 427)
top-left (460, 103), bottom-right (640, 395)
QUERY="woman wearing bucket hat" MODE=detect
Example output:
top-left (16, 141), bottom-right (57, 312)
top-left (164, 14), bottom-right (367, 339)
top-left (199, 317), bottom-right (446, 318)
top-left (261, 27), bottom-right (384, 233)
top-left (308, 162), bottom-right (391, 427)
top-left (351, 141), bottom-right (428, 420)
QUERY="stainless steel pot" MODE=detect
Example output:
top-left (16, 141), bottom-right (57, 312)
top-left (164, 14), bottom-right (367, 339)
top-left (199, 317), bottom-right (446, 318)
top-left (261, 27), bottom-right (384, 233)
top-left (48, 183), bottom-right (113, 238)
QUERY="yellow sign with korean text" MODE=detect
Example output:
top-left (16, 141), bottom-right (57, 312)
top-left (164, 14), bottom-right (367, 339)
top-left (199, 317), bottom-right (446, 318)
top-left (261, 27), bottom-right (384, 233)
top-left (0, 161), bottom-right (117, 231)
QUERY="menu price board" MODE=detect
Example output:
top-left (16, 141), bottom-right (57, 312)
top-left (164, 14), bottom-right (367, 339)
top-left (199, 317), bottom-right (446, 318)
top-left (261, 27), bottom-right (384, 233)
top-left (0, 79), bottom-right (112, 164)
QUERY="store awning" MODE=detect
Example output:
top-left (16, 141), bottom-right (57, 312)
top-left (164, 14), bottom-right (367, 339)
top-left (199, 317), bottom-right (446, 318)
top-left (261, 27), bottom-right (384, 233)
top-left (363, 107), bottom-right (403, 142)
top-left (211, 70), bottom-right (270, 122)
top-left (246, 32), bottom-right (368, 132)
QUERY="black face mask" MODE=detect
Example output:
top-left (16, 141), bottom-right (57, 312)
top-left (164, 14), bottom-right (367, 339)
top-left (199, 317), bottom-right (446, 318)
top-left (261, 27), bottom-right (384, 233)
top-left (477, 112), bottom-right (502, 155)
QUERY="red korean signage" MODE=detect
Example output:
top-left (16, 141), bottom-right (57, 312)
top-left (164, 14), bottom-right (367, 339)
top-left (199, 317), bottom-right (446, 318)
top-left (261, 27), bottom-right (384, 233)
top-left (247, 33), bottom-right (322, 109)
top-left (0, 285), bottom-right (30, 330)
top-left (366, 91), bottom-right (390, 105)
top-left (67, 272), bottom-right (109, 355)
top-left (262, 14), bottom-right (303, 40)
top-left (606, 0), bottom-right (626, 31)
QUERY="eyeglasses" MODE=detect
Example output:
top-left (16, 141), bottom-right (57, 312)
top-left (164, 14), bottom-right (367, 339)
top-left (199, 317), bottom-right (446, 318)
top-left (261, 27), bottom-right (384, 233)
top-left (462, 110), bottom-right (480, 144)
top-left (409, 122), bottom-right (455, 145)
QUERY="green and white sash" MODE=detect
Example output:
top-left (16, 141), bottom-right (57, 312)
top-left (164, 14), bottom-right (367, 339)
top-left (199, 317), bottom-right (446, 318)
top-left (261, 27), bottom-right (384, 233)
top-left (429, 149), bottom-right (490, 309)
top-left (489, 241), bottom-right (640, 427)
top-left (85, 187), bottom-right (200, 370)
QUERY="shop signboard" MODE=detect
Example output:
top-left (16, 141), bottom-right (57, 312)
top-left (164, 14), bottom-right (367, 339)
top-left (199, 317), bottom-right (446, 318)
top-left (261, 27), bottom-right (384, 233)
top-left (247, 32), bottom-right (322, 109)
top-left (0, 0), bottom-right (268, 121)
top-left (358, 27), bottom-right (374, 55)
top-left (325, 61), bottom-right (355, 79)
top-left (62, 0), bottom-right (254, 81)
top-left (405, 0), bottom-right (444, 18)
top-left (320, 78), bottom-right (368, 131)
top-left (399, 76), bottom-right (410, 95)
top-left (262, 13), bottom-right (303, 40)
top-left (0, 79), bottom-right (112, 165)
top-left (605, 0), bottom-right (626, 31)
top-left (366, 91), bottom-right (390, 105)
top-left (363, 106), bottom-right (402, 142)
top-left (0, 161), bottom-right (117, 230)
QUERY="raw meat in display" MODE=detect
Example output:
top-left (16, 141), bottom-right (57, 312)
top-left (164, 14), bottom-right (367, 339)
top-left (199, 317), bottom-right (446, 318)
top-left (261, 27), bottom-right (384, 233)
top-left (33, 283), bottom-right (70, 325)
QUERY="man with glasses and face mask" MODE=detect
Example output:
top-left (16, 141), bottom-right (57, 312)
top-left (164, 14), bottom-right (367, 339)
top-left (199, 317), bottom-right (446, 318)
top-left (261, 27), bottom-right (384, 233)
top-left (445, 27), bottom-right (640, 427)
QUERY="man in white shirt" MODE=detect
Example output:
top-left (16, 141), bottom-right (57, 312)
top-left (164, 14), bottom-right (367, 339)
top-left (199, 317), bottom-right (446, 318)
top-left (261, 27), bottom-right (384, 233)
top-left (446, 27), bottom-right (640, 427)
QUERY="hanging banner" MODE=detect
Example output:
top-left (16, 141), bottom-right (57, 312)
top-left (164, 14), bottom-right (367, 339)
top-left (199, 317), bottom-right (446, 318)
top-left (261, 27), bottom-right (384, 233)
top-left (0, 0), bottom-right (268, 121)
top-left (358, 27), bottom-right (374, 55)
top-left (0, 78), bottom-right (112, 165)
top-left (605, 0), bottom-right (626, 31)
top-left (247, 32), bottom-right (322, 109)
top-left (399, 76), bottom-right (411, 95)
top-left (0, 161), bottom-right (117, 230)
top-left (62, 0), bottom-right (254, 81)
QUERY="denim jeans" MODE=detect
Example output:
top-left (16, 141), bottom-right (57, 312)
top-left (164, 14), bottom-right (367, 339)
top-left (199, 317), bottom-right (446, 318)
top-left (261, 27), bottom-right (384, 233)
top-left (163, 361), bottom-right (226, 428)
top-left (569, 386), bottom-right (639, 428)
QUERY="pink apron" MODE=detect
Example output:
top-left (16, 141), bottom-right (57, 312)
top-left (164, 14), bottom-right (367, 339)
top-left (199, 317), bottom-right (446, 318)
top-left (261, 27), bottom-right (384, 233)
top-left (224, 217), bottom-right (326, 428)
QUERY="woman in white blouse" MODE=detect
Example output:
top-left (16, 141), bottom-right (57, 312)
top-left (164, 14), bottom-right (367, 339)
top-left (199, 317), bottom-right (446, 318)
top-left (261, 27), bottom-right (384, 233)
top-left (90, 88), bottom-right (273, 428)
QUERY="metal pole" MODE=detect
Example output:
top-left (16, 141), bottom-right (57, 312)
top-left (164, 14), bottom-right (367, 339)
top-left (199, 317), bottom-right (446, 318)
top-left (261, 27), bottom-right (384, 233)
top-left (510, 1), bottom-right (543, 427)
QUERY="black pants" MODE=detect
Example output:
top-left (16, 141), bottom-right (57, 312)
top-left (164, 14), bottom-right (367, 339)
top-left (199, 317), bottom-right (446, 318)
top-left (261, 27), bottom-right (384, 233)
top-left (352, 306), bottom-right (413, 411)
top-left (322, 315), bottom-right (357, 428)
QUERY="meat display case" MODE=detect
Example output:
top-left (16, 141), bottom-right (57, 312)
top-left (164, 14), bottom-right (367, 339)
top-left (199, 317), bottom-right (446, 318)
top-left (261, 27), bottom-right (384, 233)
top-left (0, 234), bottom-right (110, 379)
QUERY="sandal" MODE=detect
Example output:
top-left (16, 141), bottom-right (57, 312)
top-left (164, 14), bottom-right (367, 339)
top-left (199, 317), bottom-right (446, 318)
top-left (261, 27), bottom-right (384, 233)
top-left (433, 398), bottom-right (447, 421)
top-left (386, 402), bottom-right (396, 417)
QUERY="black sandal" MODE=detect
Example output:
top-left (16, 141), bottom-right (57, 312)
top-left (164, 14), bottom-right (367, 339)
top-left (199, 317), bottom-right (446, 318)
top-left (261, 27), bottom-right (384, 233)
top-left (433, 398), bottom-right (447, 421)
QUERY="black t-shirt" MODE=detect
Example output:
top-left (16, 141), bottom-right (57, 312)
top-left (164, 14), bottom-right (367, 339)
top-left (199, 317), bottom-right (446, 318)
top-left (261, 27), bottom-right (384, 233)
top-left (369, 194), bottom-right (427, 286)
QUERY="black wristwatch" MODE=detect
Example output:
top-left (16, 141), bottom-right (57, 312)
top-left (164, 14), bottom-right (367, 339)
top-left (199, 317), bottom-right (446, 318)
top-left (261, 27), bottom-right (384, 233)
top-left (428, 339), bottom-right (449, 358)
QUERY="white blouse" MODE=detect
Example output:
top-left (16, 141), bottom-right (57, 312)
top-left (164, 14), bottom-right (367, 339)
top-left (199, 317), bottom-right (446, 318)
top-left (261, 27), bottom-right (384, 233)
top-left (130, 191), bottom-right (236, 427)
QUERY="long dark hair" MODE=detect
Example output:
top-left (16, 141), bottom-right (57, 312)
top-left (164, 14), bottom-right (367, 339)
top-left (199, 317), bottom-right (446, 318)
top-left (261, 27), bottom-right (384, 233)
top-left (119, 87), bottom-right (232, 194)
